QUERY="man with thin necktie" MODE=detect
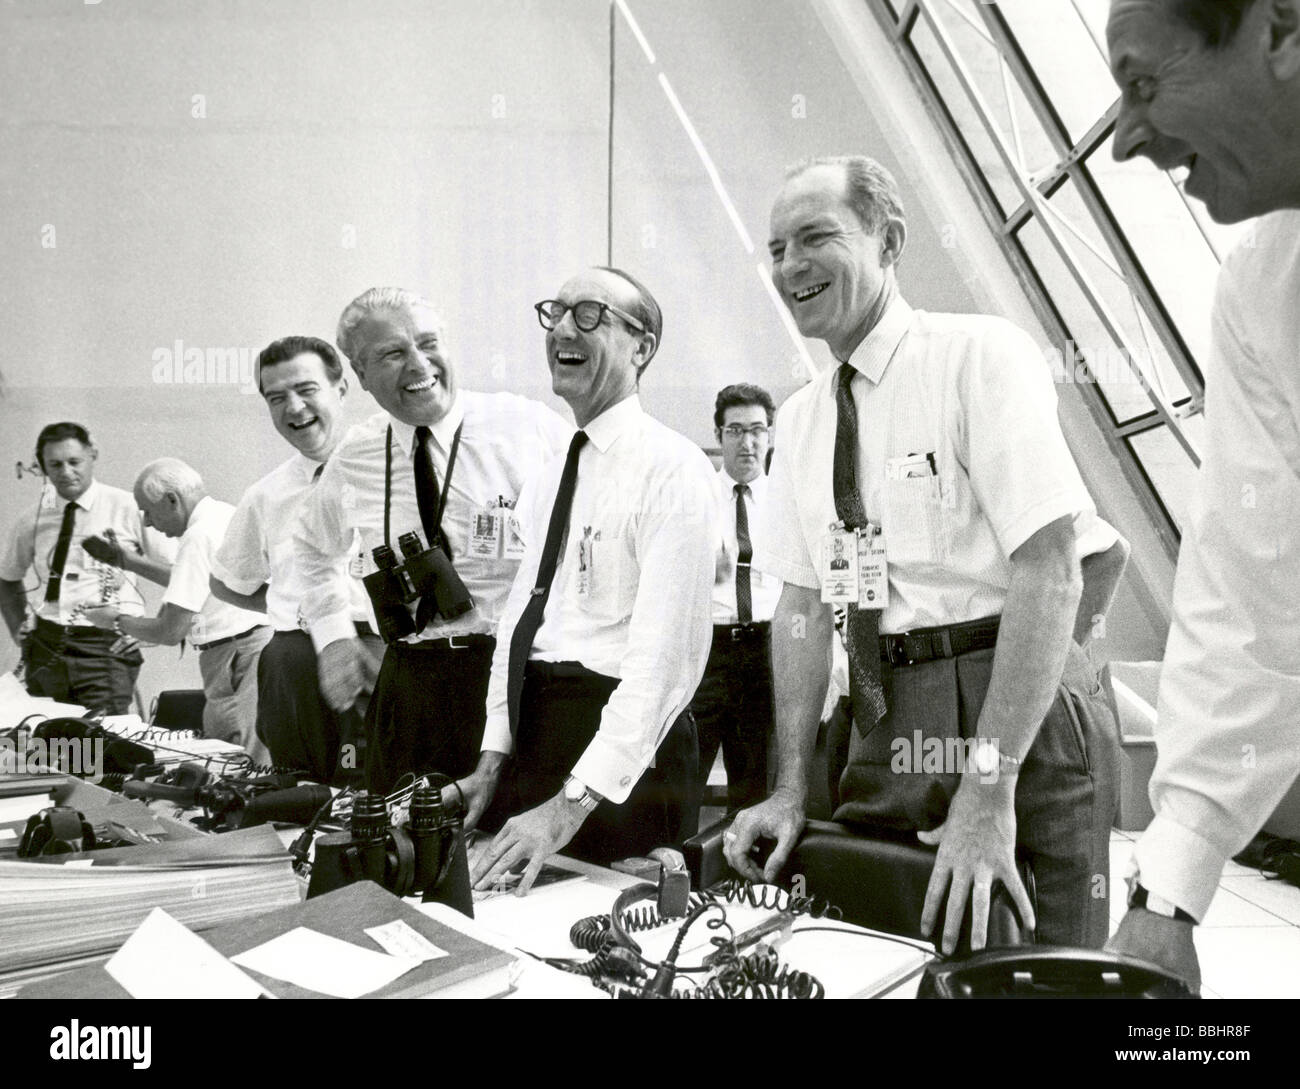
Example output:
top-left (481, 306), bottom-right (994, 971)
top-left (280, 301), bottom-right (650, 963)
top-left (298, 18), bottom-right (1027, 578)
top-left (723, 156), bottom-right (1123, 954)
top-left (295, 288), bottom-right (570, 796)
top-left (690, 383), bottom-right (783, 812)
top-left (449, 267), bottom-right (719, 891)
top-left (0, 422), bottom-right (173, 713)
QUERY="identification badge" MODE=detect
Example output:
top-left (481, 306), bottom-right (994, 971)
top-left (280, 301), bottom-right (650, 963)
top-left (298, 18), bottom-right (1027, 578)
top-left (820, 528), bottom-right (859, 605)
top-left (858, 527), bottom-right (889, 609)
top-left (469, 506), bottom-right (503, 558)
top-left (348, 529), bottom-right (366, 577)
top-left (503, 512), bottom-right (526, 559)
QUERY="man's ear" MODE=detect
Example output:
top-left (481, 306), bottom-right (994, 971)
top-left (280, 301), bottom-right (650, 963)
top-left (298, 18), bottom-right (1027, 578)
top-left (1266, 0), bottom-right (1300, 79)
top-left (635, 332), bottom-right (658, 372)
top-left (350, 361), bottom-right (369, 392)
top-left (336, 377), bottom-right (349, 399)
top-left (881, 218), bottom-right (908, 269)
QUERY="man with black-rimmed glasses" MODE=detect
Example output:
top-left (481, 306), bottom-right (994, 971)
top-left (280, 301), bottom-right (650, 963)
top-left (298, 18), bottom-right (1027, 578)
top-left (451, 267), bottom-right (719, 891)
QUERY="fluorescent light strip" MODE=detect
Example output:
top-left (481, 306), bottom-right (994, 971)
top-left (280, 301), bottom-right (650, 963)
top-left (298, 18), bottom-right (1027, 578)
top-left (755, 262), bottom-right (819, 381)
top-left (614, 0), bottom-right (656, 64)
top-left (657, 73), bottom-right (755, 254)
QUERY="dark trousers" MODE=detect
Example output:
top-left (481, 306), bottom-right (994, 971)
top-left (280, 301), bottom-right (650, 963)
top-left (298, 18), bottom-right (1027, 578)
top-left (690, 625), bottom-right (774, 811)
top-left (363, 637), bottom-right (494, 796)
top-left (829, 641), bottom-right (1120, 948)
top-left (22, 618), bottom-right (141, 715)
top-left (513, 662), bottom-right (700, 866)
top-left (256, 629), bottom-right (383, 785)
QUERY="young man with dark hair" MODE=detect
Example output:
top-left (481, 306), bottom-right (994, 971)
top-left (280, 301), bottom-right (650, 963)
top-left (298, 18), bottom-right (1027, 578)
top-left (692, 382), bottom-right (782, 812)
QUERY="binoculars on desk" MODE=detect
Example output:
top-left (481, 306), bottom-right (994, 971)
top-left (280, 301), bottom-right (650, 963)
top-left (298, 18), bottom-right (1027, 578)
top-left (363, 533), bottom-right (474, 644)
top-left (307, 787), bottom-right (473, 916)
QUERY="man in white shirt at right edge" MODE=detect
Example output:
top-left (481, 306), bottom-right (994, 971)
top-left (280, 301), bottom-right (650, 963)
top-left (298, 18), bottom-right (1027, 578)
top-left (1105, 0), bottom-right (1300, 991)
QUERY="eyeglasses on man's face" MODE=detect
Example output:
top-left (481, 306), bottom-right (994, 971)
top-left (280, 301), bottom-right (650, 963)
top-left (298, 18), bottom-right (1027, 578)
top-left (534, 298), bottom-right (647, 335)
top-left (721, 424), bottom-right (770, 441)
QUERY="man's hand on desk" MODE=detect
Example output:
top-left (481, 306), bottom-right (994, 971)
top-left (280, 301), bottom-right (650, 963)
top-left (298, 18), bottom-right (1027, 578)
top-left (723, 786), bottom-right (806, 884)
top-left (1107, 909), bottom-right (1201, 992)
top-left (317, 637), bottom-right (376, 712)
top-left (443, 751), bottom-right (506, 833)
top-left (470, 789), bottom-right (589, 897)
top-left (918, 776), bottom-right (1036, 955)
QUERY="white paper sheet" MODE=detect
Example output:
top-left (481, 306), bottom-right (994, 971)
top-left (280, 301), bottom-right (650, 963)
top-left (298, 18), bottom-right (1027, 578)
top-left (106, 907), bottom-right (270, 999)
top-left (231, 927), bottom-right (421, 998)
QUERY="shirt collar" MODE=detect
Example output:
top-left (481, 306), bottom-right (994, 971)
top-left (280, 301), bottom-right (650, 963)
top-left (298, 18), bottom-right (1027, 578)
top-left (720, 465), bottom-right (767, 500)
top-left (70, 479), bottom-right (102, 510)
top-left (388, 391), bottom-right (466, 459)
top-left (186, 494), bottom-right (215, 532)
top-left (841, 296), bottom-right (914, 386)
top-left (290, 452), bottom-right (321, 482)
top-left (582, 394), bottom-right (642, 454)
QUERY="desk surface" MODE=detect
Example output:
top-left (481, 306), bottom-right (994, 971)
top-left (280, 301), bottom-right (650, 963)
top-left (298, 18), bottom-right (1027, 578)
top-left (421, 854), bottom-right (931, 999)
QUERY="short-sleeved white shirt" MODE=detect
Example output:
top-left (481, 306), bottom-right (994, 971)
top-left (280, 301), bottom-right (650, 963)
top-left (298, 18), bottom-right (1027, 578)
top-left (0, 479), bottom-right (174, 625)
top-left (755, 297), bottom-right (1114, 634)
top-left (212, 452), bottom-right (369, 633)
top-left (163, 495), bottom-right (268, 645)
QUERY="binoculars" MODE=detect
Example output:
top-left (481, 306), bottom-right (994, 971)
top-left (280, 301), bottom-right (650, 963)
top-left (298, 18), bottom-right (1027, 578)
top-left (363, 531), bottom-right (473, 643)
top-left (307, 787), bottom-right (474, 916)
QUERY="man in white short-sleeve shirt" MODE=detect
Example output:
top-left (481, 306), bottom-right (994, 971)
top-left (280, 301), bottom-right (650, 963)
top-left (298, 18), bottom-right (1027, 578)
top-left (724, 156), bottom-right (1123, 953)
top-left (86, 458), bottom-right (270, 756)
top-left (211, 335), bottom-right (378, 783)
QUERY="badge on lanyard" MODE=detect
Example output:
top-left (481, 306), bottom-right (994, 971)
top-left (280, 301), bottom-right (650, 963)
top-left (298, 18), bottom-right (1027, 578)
top-left (858, 526), bottom-right (889, 609)
top-left (820, 524), bottom-right (859, 605)
top-left (348, 529), bottom-right (367, 578)
top-left (468, 505), bottom-right (504, 558)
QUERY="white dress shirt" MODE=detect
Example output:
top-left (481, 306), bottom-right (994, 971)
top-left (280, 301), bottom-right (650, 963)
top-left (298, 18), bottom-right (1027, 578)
top-left (712, 468), bottom-right (782, 624)
top-left (481, 395), bottom-right (720, 803)
top-left (756, 297), bottom-right (1115, 634)
top-left (0, 479), bottom-right (174, 625)
top-left (1132, 211), bottom-right (1300, 921)
top-left (296, 394), bottom-right (572, 651)
top-left (163, 496), bottom-right (268, 645)
top-left (212, 452), bottom-right (369, 633)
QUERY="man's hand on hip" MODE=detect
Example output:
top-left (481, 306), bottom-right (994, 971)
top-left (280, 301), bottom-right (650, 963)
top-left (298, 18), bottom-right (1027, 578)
top-left (317, 637), bottom-right (371, 712)
top-left (1108, 909), bottom-right (1201, 992)
top-left (919, 776), bottom-right (1036, 954)
top-left (723, 786), bottom-right (806, 884)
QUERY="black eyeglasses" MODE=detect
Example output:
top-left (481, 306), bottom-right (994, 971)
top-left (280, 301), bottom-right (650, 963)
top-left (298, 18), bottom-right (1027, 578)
top-left (534, 299), bottom-right (647, 335)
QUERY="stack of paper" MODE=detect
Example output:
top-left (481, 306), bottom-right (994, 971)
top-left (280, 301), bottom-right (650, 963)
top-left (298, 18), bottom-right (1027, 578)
top-left (0, 826), bottom-right (301, 998)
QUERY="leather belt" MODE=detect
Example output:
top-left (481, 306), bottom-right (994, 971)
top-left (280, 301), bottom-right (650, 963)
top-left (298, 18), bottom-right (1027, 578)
top-left (193, 625), bottom-right (264, 652)
top-left (36, 617), bottom-right (103, 639)
top-left (406, 633), bottom-right (495, 652)
top-left (714, 621), bottom-right (770, 642)
top-left (879, 616), bottom-right (1001, 668)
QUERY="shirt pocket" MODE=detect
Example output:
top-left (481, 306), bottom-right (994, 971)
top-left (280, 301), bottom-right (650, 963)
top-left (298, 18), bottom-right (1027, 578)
top-left (881, 474), bottom-right (950, 567)
top-left (582, 535), bottom-right (631, 622)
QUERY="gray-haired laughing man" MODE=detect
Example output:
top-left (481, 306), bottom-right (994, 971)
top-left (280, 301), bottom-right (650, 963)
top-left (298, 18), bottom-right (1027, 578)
top-left (1105, 0), bottom-right (1300, 990)
top-left (294, 288), bottom-right (570, 795)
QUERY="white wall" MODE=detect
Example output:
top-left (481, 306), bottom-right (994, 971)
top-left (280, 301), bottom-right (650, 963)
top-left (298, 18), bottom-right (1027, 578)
top-left (0, 0), bottom-right (1169, 706)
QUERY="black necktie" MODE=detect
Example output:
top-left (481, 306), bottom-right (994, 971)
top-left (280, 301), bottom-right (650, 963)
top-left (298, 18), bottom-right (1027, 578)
top-left (412, 426), bottom-right (446, 556)
top-left (312, 463), bottom-right (324, 483)
top-left (45, 501), bottom-right (78, 604)
top-left (506, 430), bottom-right (589, 736)
top-left (833, 363), bottom-right (887, 731)
top-left (734, 483), bottom-right (753, 624)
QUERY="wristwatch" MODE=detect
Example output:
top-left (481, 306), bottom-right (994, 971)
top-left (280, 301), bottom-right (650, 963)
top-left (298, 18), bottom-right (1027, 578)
top-left (563, 776), bottom-right (603, 813)
top-left (1127, 881), bottom-right (1197, 924)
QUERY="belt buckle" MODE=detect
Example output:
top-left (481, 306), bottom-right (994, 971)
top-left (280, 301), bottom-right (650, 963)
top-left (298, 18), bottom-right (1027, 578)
top-left (445, 635), bottom-right (470, 651)
top-left (729, 625), bottom-right (747, 642)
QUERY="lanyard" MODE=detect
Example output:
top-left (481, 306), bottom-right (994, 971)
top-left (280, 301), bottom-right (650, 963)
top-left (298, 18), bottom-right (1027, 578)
top-left (384, 421), bottom-right (464, 552)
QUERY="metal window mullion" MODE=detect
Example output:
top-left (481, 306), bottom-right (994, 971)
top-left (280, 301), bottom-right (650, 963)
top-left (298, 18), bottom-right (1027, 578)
top-left (910, 2), bottom-right (1199, 464)
top-left (969, 5), bottom-right (1206, 403)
